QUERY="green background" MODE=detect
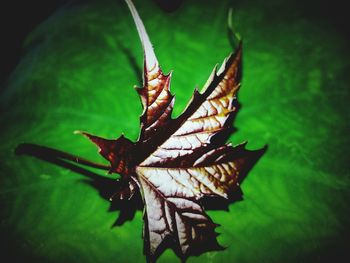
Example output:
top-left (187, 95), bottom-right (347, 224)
top-left (1, 0), bottom-right (349, 262)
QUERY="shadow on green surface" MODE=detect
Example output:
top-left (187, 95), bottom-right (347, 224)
top-left (15, 142), bottom-right (267, 226)
top-left (15, 143), bottom-right (143, 226)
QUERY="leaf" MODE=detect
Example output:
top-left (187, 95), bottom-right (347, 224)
top-left (75, 1), bottom-right (266, 261)
top-left (7, 0), bottom-right (350, 262)
top-left (16, 0), bottom-right (266, 262)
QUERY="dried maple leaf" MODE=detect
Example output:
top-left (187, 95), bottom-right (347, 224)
top-left (16, 0), bottom-right (266, 262)
top-left (78, 0), bottom-right (265, 261)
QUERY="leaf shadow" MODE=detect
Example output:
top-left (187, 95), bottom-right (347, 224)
top-left (15, 143), bottom-right (142, 227)
top-left (118, 43), bottom-right (143, 86)
top-left (15, 142), bottom-right (266, 226)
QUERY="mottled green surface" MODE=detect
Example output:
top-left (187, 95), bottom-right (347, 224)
top-left (1, 0), bottom-right (349, 262)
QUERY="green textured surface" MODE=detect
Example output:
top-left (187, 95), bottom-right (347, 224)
top-left (1, 0), bottom-right (349, 262)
